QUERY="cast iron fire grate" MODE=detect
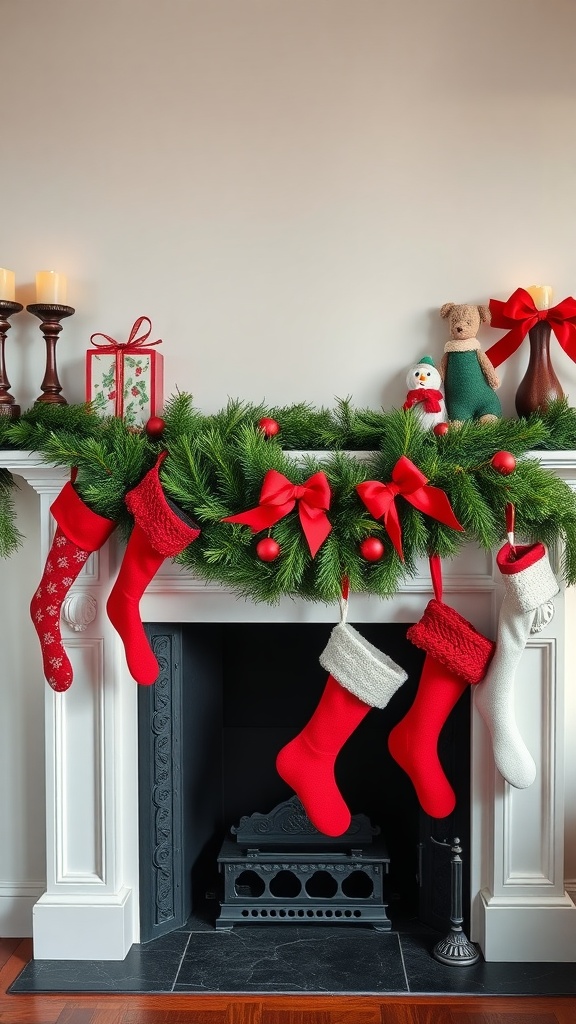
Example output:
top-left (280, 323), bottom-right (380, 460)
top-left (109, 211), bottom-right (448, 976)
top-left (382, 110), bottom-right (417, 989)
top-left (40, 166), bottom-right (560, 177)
top-left (216, 796), bottom-right (391, 930)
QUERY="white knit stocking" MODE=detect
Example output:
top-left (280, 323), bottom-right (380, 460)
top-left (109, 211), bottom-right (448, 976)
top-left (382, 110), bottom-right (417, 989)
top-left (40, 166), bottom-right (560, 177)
top-left (474, 542), bottom-right (558, 789)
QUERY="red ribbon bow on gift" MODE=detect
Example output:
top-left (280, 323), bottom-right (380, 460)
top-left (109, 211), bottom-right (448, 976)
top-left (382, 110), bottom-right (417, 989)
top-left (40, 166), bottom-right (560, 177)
top-left (356, 455), bottom-right (463, 561)
top-left (486, 288), bottom-right (576, 368)
top-left (90, 316), bottom-right (162, 418)
top-left (222, 469), bottom-right (332, 557)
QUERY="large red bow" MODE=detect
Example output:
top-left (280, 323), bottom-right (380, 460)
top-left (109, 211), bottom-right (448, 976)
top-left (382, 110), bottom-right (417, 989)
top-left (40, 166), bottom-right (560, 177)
top-left (486, 288), bottom-right (576, 369)
top-left (356, 455), bottom-right (463, 560)
top-left (222, 469), bottom-right (332, 557)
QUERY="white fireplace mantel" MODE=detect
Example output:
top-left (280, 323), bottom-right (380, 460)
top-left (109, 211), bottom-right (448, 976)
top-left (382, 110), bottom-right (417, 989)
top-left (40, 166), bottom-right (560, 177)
top-left (3, 449), bottom-right (576, 963)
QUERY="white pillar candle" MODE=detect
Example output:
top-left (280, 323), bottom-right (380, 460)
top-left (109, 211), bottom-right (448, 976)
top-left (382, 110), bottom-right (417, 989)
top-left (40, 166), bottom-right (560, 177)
top-left (35, 271), bottom-right (67, 305)
top-left (526, 284), bottom-right (554, 310)
top-left (0, 268), bottom-right (16, 302)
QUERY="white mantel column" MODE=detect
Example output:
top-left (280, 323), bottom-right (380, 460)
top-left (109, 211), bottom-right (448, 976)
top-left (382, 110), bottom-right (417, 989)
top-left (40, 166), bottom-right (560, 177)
top-left (471, 580), bottom-right (576, 961)
top-left (4, 455), bottom-right (139, 960)
top-left (470, 450), bottom-right (576, 962)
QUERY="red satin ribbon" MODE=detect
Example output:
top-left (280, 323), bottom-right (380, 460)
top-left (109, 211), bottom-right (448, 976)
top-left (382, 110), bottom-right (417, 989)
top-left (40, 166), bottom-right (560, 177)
top-left (486, 288), bottom-right (576, 369)
top-left (90, 316), bottom-right (162, 417)
top-left (356, 455), bottom-right (463, 561)
top-left (222, 468), bottom-right (332, 557)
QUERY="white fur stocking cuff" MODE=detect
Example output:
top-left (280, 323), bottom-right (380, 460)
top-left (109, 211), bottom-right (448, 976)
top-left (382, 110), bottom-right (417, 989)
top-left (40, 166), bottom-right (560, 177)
top-left (319, 622), bottom-right (407, 709)
top-left (497, 542), bottom-right (559, 612)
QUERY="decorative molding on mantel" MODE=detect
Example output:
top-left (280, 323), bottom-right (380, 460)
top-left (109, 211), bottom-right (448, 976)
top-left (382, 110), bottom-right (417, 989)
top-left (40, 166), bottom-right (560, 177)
top-left (1, 451), bottom-right (67, 487)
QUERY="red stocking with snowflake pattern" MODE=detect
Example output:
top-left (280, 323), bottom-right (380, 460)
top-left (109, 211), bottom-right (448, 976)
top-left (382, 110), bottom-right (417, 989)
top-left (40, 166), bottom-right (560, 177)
top-left (30, 481), bottom-right (116, 692)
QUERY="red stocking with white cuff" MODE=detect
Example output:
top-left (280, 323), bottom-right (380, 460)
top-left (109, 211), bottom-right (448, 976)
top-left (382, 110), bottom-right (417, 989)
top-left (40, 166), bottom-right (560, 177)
top-left (276, 595), bottom-right (408, 837)
top-left (388, 555), bottom-right (495, 818)
top-left (107, 453), bottom-right (200, 686)
top-left (30, 480), bottom-right (116, 692)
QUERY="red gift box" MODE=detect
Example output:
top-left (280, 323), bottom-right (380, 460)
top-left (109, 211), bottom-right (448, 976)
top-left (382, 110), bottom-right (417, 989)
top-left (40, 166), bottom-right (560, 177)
top-left (86, 316), bottom-right (164, 427)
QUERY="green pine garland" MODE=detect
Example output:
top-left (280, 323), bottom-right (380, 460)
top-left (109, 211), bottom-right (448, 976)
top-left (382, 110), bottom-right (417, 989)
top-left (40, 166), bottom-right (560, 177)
top-left (2, 393), bottom-right (576, 600)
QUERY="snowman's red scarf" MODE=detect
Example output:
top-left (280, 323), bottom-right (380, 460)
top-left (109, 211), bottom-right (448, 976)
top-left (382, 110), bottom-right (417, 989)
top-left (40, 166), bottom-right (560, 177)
top-left (403, 388), bottom-right (443, 413)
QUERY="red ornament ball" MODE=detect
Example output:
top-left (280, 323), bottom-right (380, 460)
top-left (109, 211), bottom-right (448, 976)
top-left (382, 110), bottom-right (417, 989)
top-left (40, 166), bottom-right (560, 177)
top-left (258, 417), bottom-right (280, 438)
top-left (145, 416), bottom-right (166, 438)
top-left (256, 537), bottom-right (281, 562)
top-left (433, 422), bottom-right (450, 436)
top-left (359, 536), bottom-right (385, 562)
top-left (491, 450), bottom-right (516, 475)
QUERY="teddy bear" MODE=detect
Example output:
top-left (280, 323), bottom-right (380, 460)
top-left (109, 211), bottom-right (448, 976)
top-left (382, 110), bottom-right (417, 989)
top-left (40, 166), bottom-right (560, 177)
top-left (403, 355), bottom-right (447, 429)
top-left (439, 302), bottom-right (501, 423)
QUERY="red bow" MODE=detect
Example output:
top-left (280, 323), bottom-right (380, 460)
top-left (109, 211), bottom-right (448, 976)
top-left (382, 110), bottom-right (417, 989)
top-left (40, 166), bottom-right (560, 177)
top-left (90, 316), bottom-right (162, 418)
top-left (356, 455), bottom-right (463, 560)
top-left (486, 288), bottom-right (576, 369)
top-left (403, 388), bottom-right (443, 413)
top-left (222, 469), bottom-right (332, 557)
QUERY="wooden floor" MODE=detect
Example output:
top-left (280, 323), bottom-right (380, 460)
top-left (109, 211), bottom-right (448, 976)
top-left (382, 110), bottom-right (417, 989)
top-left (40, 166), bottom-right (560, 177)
top-left (1, 938), bottom-right (575, 1024)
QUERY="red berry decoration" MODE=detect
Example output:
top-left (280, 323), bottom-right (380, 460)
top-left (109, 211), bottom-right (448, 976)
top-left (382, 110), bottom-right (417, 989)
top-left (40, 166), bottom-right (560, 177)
top-left (491, 450), bottom-right (516, 475)
top-left (359, 536), bottom-right (385, 562)
top-left (433, 422), bottom-right (449, 436)
top-left (256, 537), bottom-right (281, 562)
top-left (145, 416), bottom-right (166, 438)
top-left (258, 417), bottom-right (280, 438)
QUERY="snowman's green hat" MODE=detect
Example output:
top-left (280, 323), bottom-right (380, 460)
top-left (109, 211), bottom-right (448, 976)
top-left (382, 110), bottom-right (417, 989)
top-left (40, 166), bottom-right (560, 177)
top-left (417, 355), bottom-right (436, 367)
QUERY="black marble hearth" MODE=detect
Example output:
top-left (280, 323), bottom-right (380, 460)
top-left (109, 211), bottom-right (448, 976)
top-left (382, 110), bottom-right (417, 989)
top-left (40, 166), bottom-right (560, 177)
top-left (9, 917), bottom-right (576, 996)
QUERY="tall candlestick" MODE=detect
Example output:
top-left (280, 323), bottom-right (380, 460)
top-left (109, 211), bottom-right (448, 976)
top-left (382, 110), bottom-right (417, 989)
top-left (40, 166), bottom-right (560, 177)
top-left (27, 301), bottom-right (75, 406)
top-left (35, 271), bottom-right (67, 305)
top-left (526, 284), bottom-right (554, 310)
top-left (0, 269), bottom-right (15, 302)
top-left (0, 299), bottom-right (24, 418)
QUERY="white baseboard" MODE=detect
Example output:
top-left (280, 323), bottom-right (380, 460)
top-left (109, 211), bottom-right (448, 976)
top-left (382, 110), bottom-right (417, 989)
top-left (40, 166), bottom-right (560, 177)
top-left (0, 886), bottom-right (44, 937)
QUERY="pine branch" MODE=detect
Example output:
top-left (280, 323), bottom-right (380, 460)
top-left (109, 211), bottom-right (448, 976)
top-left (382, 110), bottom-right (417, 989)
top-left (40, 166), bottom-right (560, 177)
top-left (0, 469), bottom-right (24, 557)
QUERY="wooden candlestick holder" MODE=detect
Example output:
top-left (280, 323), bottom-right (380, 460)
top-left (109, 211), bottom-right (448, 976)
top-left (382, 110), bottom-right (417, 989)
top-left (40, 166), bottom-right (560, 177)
top-left (26, 303), bottom-right (75, 405)
top-left (0, 299), bottom-right (24, 419)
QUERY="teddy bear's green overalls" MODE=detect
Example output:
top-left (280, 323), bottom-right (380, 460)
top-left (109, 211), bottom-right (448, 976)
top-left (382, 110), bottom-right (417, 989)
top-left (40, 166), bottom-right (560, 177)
top-left (444, 349), bottom-right (501, 421)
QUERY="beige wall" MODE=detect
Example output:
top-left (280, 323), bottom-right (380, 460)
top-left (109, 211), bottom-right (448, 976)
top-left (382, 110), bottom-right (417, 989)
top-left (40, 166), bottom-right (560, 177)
top-left (2, 0), bottom-right (576, 930)
top-left (4, 0), bottom-right (576, 413)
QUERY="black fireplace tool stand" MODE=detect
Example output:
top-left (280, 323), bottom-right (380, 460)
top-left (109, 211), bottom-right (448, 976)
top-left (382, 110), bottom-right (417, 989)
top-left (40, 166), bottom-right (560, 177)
top-left (430, 836), bottom-right (480, 965)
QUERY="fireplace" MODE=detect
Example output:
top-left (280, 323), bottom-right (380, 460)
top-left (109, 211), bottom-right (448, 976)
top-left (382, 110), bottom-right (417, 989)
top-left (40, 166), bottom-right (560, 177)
top-left (4, 450), bottom-right (576, 963)
top-left (136, 621), bottom-right (471, 943)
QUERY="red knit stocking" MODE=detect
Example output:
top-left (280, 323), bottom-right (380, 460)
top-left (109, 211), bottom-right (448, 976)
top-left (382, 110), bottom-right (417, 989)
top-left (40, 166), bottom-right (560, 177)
top-left (107, 454), bottom-right (200, 685)
top-left (388, 655), bottom-right (470, 818)
top-left (276, 674), bottom-right (372, 837)
top-left (388, 558), bottom-right (495, 818)
top-left (30, 482), bottom-right (116, 692)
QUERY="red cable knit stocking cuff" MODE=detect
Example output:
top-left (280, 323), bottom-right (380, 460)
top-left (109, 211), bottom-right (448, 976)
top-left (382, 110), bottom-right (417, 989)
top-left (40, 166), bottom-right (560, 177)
top-left (407, 599), bottom-right (494, 684)
top-left (126, 466), bottom-right (200, 557)
top-left (50, 482), bottom-right (116, 549)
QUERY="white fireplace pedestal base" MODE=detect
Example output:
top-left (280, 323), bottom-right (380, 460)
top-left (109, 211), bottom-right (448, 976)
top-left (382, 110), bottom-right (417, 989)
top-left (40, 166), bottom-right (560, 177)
top-left (479, 890), bottom-right (576, 962)
top-left (33, 888), bottom-right (133, 961)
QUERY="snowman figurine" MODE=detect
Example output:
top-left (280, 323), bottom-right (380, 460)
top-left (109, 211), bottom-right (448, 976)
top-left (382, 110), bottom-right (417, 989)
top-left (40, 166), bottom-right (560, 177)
top-left (403, 355), bottom-right (447, 430)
